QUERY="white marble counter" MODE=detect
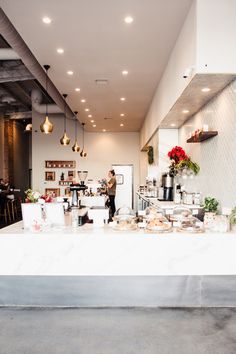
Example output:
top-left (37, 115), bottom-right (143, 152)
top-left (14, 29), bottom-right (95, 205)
top-left (0, 221), bottom-right (236, 276)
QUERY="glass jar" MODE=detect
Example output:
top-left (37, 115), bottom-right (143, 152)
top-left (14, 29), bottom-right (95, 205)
top-left (186, 193), bottom-right (194, 205)
top-left (194, 192), bottom-right (201, 205)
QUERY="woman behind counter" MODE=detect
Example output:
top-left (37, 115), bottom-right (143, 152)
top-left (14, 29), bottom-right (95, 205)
top-left (107, 169), bottom-right (117, 219)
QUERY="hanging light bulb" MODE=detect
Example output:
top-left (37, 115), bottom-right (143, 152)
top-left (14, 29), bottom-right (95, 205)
top-left (24, 123), bottom-right (32, 132)
top-left (60, 94), bottom-right (70, 145)
top-left (80, 122), bottom-right (87, 157)
top-left (72, 111), bottom-right (80, 152)
top-left (40, 65), bottom-right (53, 134)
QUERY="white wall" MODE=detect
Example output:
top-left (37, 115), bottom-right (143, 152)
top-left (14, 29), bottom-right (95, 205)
top-left (179, 79), bottom-right (236, 209)
top-left (140, 0), bottom-right (197, 148)
top-left (197, 0), bottom-right (236, 73)
top-left (139, 129), bottom-right (179, 185)
top-left (158, 129), bottom-right (179, 179)
top-left (32, 110), bottom-right (140, 203)
top-left (140, 0), bottom-right (236, 149)
top-left (146, 130), bottom-right (159, 179)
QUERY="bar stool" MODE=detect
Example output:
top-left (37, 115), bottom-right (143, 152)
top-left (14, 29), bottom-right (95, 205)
top-left (0, 200), bottom-right (11, 224)
top-left (9, 199), bottom-right (18, 221)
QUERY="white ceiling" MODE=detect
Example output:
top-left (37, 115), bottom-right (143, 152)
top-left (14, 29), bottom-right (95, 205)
top-left (1, 0), bottom-right (193, 132)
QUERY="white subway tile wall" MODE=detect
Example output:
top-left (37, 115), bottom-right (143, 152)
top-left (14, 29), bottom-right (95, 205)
top-left (179, 79), bottom-right (236, 208)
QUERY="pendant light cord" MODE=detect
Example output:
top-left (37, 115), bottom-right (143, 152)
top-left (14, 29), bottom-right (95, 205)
top-left (43, 64), bottom-right (50, 117)
top-left (64, 100), bottom-right (66, 132)
top-left (74, 111), bottom-right (78, 141)
top-left (45, 70), bottom-right (48, 116)
top-left (63, 94), bottom-right (68, 133)
top-left (75, 118), bottom-right (77, 140)
top-left (82, 123), bottom-right (85, 149)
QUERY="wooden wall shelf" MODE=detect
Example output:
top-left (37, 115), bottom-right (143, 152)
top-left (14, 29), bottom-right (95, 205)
top-left (187, 131), bottom-right (218, 143)
top-left (45, 160), bottom-right (76, 168)
top-left (59, 181), bottom-right (72, 186)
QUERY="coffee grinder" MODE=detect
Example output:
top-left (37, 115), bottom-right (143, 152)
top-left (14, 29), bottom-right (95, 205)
top-left (70, 170), bottom-right (88, 207)
top-left (162, 172), bottom-right (174, 201)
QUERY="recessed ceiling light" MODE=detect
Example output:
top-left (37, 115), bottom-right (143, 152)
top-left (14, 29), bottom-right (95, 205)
top-left (120, 113), bottom-right (125, 117)
top-left (67, 70), bottom-right (73, 75)
top-left (122, 70), bottom-right (128, 75)
top-left (124, 16), bottom-right (134, 24)
top-left (42, 17), bottom-right (52, 24)
top-left (93, 124), bottom-right (96, 128)
top-left (90, 120), bottom-right (94, 123)
top-left (182, 109), bottom-right (190, 113)
top-left (75, 88), bottom-right (80, 92)
top-left (120, 97), bottom-right (126, 101)
top-left (201, 87), bottom-right (211, 92)
top-left (88, 114), bottom-right (92, 118)
top-left (170, 123), bottom-right (176, 127)
top-left (85, 108), bottom-right (90, 112)
top-left (81, 99), bottom-right (86, 103)
top-left (102, 129), bottom-right (106, 132)
top-left (120, 123), bottom-right (124, 127)
top-left (57, 48), bottom-right (64, 54)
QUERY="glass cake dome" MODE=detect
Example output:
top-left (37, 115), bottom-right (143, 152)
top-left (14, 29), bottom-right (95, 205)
top-left (114, 206), bottom-right (136, 220)
top-left (113, 206), bottom-right (137, 231)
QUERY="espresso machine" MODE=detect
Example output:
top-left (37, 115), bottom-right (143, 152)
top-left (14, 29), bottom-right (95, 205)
top-left (70, 171), bottom-right (88, 207)
top-left (161, 172), bottom-right (174, 201)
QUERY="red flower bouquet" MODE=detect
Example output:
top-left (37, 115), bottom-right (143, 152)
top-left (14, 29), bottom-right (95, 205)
top-left (167, 146), bottom-right (200, 176)
top-left (168, 146), bottom-right (188, 164)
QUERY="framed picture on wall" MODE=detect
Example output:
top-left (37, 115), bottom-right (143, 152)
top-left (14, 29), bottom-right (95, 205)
top-left (45, 188), bottom-right (60, 197)
top-left (116, 174), bottom-right (124, 185)
top-left (45, 171), bottom-right (55, 181)
top-left (68, 170), bottom-right (76, 180)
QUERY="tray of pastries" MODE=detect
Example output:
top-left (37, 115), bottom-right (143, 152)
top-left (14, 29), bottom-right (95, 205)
top-left (177, 215), bottom-right (204, 233)
top-left (113, 206), bottom-right (137, 231)
top-left (145, 218), bottom-right (172, 233)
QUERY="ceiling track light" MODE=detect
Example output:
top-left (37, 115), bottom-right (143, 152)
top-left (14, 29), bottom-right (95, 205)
top-left (80, 123), bottom-right (87, 157)
top-left (40, 65), bottom-right (53, 134)
top-left (72, 111), bottom-right (80, 152)
top-left (60, 94), bottom-right (70, 146)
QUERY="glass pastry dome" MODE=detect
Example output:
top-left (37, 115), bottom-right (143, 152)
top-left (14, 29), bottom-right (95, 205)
top-left (113, 206), bottom-right (137, 231)
top-left (169, 207), bottom-right (192, 222)
top-left (114, 206), bottom-right (136, 220)
top-left (144, 206), bottom-right (167, 221)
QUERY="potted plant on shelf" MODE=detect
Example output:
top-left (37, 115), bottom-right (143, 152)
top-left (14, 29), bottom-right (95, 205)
top-left (202, 197), bottom-right (219, 228)
top-left (229, 207), bottom-right (236, 232)
top-left (147, 146), bottom-right (154, 165)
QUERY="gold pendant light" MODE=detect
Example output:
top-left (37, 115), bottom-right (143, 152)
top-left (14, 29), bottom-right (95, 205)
top-left (60, 94), bottom-right (70, 146)
top-left (80, 150), bottom-right (87, 157)
top-left (80, 123), bottom-right (87, 157)
top-left (40, 116), bottom-right (53, 134)
top-left (40, 65), bottom-right (53, 134)
top-left (72, 111), bottom-right (80, 152)
top-left (60, 131), bottom-right (70, 146)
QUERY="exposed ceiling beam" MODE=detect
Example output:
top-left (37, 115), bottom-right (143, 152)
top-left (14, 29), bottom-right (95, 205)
top-left (0, 8), bottom-right (75, 118)
top-left (0, 65), bottom-right (33, 83)
top-left (1, 81), bottom-right (31, 108)
top-left (8, 111), bottom-right (31, 119)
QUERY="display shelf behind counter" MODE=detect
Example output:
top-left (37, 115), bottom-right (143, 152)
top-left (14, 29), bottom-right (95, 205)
top-left (136, 192), bottom-right (202, 215)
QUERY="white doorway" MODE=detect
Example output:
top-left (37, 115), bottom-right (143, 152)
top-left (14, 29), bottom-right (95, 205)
top-left (112, 164), bottom-right (133, 210)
